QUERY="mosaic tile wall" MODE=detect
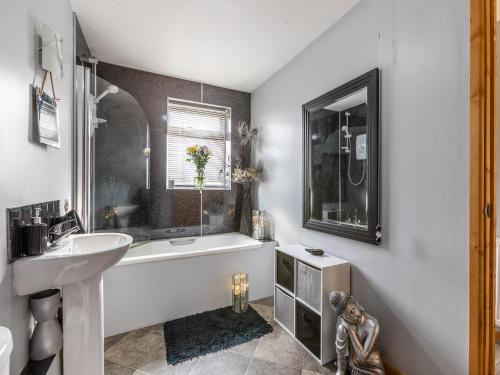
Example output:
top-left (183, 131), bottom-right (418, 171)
top-left (95, 62), bottom-right (250, 240)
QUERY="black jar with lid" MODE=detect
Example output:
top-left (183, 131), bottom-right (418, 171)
top-left (22, 208), bottom-right (48, 256)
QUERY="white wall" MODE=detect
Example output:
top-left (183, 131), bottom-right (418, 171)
top-left (0, 0), bottom-right (74, 373)
top-left (252, 1), bottom-right (469, 374)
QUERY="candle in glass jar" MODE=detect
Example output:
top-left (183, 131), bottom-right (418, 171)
top-left (232, 272), bottom-right (249, 313)
top-left (252, 210), bottom-right (265, 240)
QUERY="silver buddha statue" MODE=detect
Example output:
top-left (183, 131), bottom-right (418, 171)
top-left (330, 291), bottom-right (385, 375)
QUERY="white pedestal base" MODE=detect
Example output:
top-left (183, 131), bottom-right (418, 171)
top-left (63, 273), bottom-right (104, 375)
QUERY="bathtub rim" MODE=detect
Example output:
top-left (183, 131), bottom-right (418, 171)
top-left (115, 235), bottom-right (273, 267)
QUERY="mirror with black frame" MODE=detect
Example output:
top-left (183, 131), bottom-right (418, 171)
top-left (303, 69), bottom-right (380, 244)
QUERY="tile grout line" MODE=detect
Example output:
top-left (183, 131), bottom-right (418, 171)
top-left (247, 356), bottom-right (310, 375)
top-left (105, 358), bottom-right (149, 374)
top-left (105, 300), bottom-right (274, 375)
top-left (244, 301), bottom-right (275, 375)
top-left (104, 331), bottom-right (134, 355)
top-left (105, 330), bottom-right (163, 373)
top-left (243, 356), bottom-right (254, 375)
top-left (245, 324), bottom-right (267, 375)
top-left (106, 357), bottom-right (139, 372)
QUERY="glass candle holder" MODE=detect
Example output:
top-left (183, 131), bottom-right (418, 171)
top-left (232, 272), bottom-right (249, 313)
top-left (252, 210), bottom-right (265, 240)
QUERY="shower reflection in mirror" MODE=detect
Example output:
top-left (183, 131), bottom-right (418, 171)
top-left (303, 69), bottom-right (379, 244)
top-left (321, 88), bottom-right (367, 227)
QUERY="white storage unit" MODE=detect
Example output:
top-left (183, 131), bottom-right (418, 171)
top-left (274, 244), bottom-right (350, 364)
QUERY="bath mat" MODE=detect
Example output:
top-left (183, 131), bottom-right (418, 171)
top-left (163, 305), bottom-right (273, 365)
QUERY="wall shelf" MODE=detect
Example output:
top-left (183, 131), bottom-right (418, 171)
top-left (274, 244), bottom-right (350, 364)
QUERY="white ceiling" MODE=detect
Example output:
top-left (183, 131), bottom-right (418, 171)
top-left (70, 0), bottom-right (360, 92)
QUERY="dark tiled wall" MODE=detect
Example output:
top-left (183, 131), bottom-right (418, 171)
top-left (7, 200), bottom-right (60, 261)
top-left (310, 109), bottom-right (344, 219)
top-left (96, 62), bottom-right (250, 238)
top-left (93, 89), bottom-right (150, 233)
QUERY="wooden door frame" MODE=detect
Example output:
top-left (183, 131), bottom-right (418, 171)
top-left (470, 0), bottom-right (497, 374)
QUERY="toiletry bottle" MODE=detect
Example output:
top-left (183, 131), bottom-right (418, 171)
top-left (13, 217), bottom-right (26, 258)
top-left (22, 208), bottom-right (48, 256)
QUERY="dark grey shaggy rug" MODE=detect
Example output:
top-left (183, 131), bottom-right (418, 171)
top-left (163, 305), bottom-right (273, 365)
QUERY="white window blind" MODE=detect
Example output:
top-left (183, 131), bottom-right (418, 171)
top-left (166, 98), bottom-right (231, 189)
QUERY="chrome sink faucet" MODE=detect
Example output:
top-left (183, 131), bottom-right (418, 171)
top-left (49, 220), bottom-right (80, 247)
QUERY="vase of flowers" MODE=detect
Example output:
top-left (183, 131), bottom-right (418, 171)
top-left (186, 145), bottom-right (212, 189)
top-left (195, 168), bottom-right (205, 189)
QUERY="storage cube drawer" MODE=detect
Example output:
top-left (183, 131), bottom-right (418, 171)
top-left (276, 250), bottom-right (294, 293)
top-left (296, 261), bottom-right (321, 312)
top-left (275, 287), bottom-right (294, 334)
top-left (296, 300), bottom-right (321, 358)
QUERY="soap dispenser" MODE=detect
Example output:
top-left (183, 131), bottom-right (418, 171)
top-left (21, 208), bottom-right (48, 256)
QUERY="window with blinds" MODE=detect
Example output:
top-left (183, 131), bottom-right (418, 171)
top-left (166, 98), bottom-right (231, 189)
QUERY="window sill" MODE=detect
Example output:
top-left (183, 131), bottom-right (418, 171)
top-left (166, 186), bottom-right (231, 191)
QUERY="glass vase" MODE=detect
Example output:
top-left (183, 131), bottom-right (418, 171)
top-left (232, 272), bottom-right (249, 313)
top-left (194, 168), bottom-right (205, 189)
top-left (239, 184), bottom-right (252, 236)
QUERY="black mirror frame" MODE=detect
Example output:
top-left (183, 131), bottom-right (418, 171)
top-left (302, 68), bottom-right (380, 245)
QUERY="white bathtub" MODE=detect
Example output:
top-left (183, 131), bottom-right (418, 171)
top-left (103, 233), bottom-right (276, 336)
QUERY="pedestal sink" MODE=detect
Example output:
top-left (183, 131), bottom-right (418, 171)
top-left (13, 233), bottom-right (133, 375)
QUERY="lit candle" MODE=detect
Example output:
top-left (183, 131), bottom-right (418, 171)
top-left (232, 272), bottom-right (249, 313)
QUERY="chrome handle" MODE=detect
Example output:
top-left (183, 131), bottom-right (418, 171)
top-left (49, 219), bottom-right (76, 235)
top-left (50, 226), bottom-right (79, 247)
top-left (169, 238), bottom-right (195, 246)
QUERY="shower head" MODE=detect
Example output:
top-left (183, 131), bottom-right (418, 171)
top-left (107, 85), bottom-right (119, 94)
top-left (94, 85), bottom-right (119, 104)
top-left (341, 125), bottom-right (352, 139)
top-left (342, 111), bottom-right (351, 138)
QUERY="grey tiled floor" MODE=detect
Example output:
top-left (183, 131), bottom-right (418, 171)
top-left (104, 297), bottom-right (336, 375)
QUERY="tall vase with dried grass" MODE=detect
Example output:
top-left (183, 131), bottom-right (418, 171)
top-left (232, 122), bottom-right (261, 236)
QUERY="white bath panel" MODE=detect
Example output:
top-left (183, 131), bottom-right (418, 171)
top-left (103, 234), bottom-right (276, 336)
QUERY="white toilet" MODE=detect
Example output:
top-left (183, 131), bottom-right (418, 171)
top-left (0, 326), bottom-right (13, 375)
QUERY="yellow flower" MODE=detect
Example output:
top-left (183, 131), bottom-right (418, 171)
top-left (186, 145), bottom-right (198, 155)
